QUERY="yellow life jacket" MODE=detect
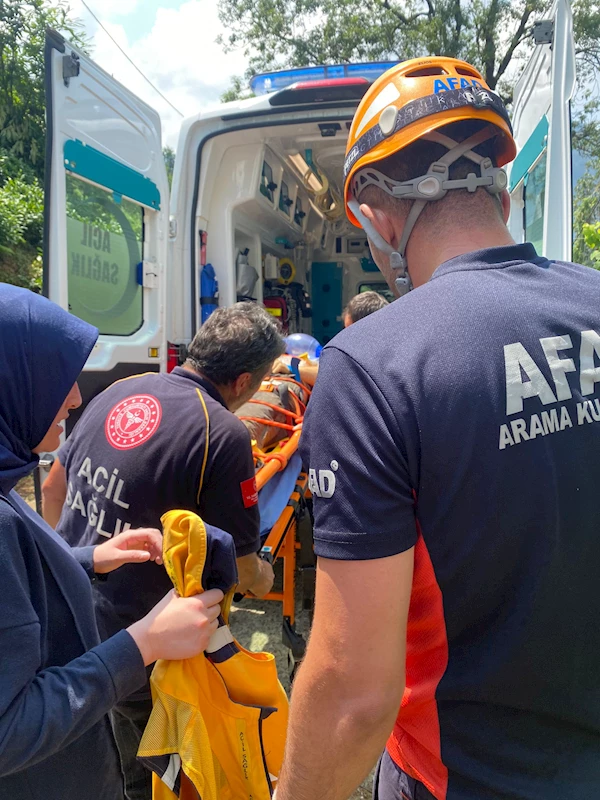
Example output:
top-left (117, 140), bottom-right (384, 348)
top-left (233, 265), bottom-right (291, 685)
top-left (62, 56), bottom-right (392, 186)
top-left (137, 509), bottom-right (289, 800)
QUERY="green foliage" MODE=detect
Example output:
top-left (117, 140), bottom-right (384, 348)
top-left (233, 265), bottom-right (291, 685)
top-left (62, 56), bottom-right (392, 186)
top-left (218, 0), bottom-right (600, 102)
top-left (0, 172), bottom-right (43, 249)
top-left (221, 75), bottom-right (254, 103)
top-left (573, 156), bottom-right (600, 269)
top-left (163, 146), bottom-right (175, 188)
top-left (581, 222), bottom-right (600, 267)
top-left (0, 0), bottom-right (87, 288)
top-left (0, 148), bottom-right (44, 288)
top-left (0, 0), bottom-right (88, 179)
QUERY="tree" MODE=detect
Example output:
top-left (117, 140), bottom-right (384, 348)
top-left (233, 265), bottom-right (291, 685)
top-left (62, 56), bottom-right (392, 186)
top-left (221, 75), bottom-right (253, 103)
top-left (0, 0), bottom-right (88, 178)
top-left (573, 156), bottom-right (600, 268)
top-left (163, 146), bottom-right (175, 188)
top-left (218, 0), bottom-right (600, 101)
top-left (0, 0), bottom-right (87, 287)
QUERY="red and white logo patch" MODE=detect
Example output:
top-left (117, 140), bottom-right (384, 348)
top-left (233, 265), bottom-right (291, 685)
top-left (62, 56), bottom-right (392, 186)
top-left (240, 476), bottom-right (258, 509)
top-left (105, 394), bottom-right (162, 451)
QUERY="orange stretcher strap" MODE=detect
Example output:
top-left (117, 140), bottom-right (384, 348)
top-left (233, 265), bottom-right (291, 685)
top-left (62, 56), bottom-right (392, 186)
top-left (246, 398), bottom-right (302, 423)
top-left (255, 427), bottom-right (302, 491)
top-left (239, 416), bottom-right (296, 432)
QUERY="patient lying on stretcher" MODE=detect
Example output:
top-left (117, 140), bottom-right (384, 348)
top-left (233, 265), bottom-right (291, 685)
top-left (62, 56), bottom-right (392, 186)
top-left (236, 372), bottom-right (311, 452)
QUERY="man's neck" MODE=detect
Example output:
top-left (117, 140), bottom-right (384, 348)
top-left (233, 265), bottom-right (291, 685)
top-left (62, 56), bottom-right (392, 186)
top-left (406, 224), bottom-right (515, 288)
top-left (181, 363), bottom-right (233, 409)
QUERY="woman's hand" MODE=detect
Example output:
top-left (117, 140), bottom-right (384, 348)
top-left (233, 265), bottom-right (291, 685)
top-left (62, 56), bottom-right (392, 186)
top-left (128, 589), bottom-right (224, 665)
top-left (92, 528), bottom-right (163, 574)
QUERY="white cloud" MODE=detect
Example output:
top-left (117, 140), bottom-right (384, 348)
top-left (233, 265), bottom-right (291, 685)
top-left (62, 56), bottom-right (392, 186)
top-left (90, 0), bottom-right (142, 18)
top-left (63, 1), bottom-right (248, 147)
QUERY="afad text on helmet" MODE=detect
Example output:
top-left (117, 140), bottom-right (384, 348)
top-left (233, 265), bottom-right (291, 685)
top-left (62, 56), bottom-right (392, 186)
top-left (434, 77), bottom-right (484, 94)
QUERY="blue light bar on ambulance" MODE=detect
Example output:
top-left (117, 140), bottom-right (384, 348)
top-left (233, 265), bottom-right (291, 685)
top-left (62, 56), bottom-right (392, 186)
top-left (250, 62), bottom-right (398, 96)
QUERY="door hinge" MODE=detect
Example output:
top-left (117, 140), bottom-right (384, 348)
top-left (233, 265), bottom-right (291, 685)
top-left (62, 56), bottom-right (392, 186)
top-left (141, 260), bottom-right (159, 289)
top-left (62, 52), bottom-right (81, 87)
top-left (532, 19), bottom-right (554, 46)
top-left (169, 217), bottom-right (178, 239)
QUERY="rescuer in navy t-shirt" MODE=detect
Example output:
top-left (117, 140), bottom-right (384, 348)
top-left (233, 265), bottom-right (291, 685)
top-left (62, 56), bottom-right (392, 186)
top-left (276, 59), bottom-right (600, 800)
top-left (42, 304), bottom-right (284, 800)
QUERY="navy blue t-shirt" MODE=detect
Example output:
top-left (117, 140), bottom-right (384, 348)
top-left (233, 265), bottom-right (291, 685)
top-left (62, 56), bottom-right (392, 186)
top-left (301, 244), bottom-right (600, 799)
top-left (58, 367), bottom-right (260, 641)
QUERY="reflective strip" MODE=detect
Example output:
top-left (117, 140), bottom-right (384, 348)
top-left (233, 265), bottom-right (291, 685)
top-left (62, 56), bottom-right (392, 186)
top-left (162, 754), bottom-right (181, 791)
top-left (354, 81), bottom-right (401, 137)
top-left (206, 624), bottom-right (235, 653)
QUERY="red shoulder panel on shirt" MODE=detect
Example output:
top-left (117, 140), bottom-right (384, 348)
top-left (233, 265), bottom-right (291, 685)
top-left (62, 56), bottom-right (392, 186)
top-left (240, 476), bottom-right (258, 509)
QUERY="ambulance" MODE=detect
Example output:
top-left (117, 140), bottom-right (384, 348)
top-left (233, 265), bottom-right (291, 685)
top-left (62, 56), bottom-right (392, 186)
top-left (42, 0), bottom-right (575, 433)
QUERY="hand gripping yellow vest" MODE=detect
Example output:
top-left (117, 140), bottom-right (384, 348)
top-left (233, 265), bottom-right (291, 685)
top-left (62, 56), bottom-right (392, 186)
top-left (137, 510), bottom-right (289, 800)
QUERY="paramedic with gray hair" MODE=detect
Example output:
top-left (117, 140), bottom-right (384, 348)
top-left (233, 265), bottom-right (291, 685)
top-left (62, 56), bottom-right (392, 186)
top-left (42, 303), bottom-right (284, 800)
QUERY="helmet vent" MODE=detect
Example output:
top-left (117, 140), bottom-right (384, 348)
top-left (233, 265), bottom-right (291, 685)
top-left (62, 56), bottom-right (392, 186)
top-left (455, 66), bottom-right (481, 78)
top-left (405, 66), bottom-right (448, 77)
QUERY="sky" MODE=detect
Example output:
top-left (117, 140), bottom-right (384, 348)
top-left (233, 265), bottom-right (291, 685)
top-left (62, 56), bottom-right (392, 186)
top-left (58, 0), bottom-right (250, 148)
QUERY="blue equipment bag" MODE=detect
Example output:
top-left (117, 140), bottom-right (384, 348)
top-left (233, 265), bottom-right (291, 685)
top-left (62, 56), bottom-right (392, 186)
top-left (200, 263), bottom-right (219, 323)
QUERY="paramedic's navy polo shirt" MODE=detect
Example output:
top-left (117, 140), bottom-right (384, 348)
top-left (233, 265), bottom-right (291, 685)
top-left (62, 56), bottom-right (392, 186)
top-left (58, 367), bottom-right (260, 639)
top-left (300, 243), bottom-right (600, 800)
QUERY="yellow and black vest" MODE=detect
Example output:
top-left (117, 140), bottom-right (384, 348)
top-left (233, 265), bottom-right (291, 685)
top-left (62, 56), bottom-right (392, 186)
top-left (138, 509), bottom-right (288, 800)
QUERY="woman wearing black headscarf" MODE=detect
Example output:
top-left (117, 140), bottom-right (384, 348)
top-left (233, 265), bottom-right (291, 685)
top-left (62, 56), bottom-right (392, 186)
top-left (0, 284), bottom-right (224, 800)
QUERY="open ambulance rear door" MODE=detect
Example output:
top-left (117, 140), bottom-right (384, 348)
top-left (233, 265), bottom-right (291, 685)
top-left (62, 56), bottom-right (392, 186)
top-left (507, 0), bottom-right (576, 260)
top-left (44, 30), bottom-right (170, 433)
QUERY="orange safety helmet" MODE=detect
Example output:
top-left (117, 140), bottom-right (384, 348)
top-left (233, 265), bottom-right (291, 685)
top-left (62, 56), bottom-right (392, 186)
top-left (343, 56), bottom-right (517, 227)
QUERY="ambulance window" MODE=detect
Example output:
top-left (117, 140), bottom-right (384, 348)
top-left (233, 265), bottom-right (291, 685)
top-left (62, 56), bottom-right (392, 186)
top-left (279, 180), bottom-right (292, 216)
top-left (294, 196), bottom-right (305, 226)
top-left (65, 175), bottom-right (144, 336)
top-left (358, 281), bottom-right (395, 303)
top-left (260, 161), bottom-right (275, 202)
top-left (523, 151), bottom-right (547, 253)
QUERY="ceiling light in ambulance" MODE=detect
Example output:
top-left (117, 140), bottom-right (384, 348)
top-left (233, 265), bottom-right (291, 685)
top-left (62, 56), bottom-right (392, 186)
top-left (289, 153), bottom-right (324, 193)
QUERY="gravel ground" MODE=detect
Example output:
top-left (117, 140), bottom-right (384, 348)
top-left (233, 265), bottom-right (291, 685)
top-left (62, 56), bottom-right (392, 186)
top-left (16, 475), bottom-right (36, 507)
top-left (230, 562), bottom-right (375, 800)
top-left (17, 475), bottom-right (374, 798)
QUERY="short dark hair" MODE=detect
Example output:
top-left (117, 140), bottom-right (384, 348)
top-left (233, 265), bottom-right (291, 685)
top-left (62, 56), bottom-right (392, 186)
top-left (357, 119), bottom-right (504, 224)
top-left (186, 303), bottom-right (285, 385)
top-left (344, 291), bottom-right (389, 324)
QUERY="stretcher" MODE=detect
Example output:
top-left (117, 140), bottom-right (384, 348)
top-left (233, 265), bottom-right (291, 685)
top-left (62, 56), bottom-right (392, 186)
top-left (237, 375), bottom-right (315, 673)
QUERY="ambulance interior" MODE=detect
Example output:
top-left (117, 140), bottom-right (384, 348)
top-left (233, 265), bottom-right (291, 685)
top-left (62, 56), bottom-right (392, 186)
top-left (196, 119), bottom-right (394, 345)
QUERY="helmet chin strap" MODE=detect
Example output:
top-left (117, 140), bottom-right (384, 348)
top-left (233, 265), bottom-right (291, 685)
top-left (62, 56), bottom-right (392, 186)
top-left (349, 125), bottom-right (507, 297)
top-left (347, 198), bottom-right (413, 296)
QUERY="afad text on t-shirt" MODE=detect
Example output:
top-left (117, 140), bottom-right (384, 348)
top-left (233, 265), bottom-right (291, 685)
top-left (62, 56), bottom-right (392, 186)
top-left (65, 456), bottom-right (132, 538)
top-left (499, 329), bottom-right (600, 450)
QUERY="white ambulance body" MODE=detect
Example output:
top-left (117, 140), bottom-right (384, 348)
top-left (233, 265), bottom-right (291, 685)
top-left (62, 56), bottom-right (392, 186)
top-left (43, 0), bottom-right (575, 430)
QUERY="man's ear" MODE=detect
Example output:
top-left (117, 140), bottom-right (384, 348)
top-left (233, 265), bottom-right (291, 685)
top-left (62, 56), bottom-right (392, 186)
top-left (499, 189), bottom-right (511, 224)
top-left (232, 372), bottom-right (252, 397)
top-left (359, 203), bottom-right (398, 250)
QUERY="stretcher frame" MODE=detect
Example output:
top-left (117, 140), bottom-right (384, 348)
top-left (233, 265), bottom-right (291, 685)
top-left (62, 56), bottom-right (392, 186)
top-left (239, 380), bottom-right (315, 673)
